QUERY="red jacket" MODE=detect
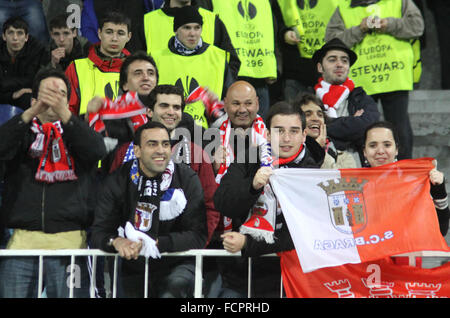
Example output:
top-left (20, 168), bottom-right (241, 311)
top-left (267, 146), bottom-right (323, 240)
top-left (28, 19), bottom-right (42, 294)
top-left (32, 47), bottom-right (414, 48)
top-left (65, 43), bottom-right (130, 116)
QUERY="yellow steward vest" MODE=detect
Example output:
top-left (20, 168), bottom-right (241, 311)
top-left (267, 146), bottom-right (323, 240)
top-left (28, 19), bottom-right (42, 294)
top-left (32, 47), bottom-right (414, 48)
top-left (74, 58), bottom-right (121, 115)
top-left (277, 0), bottom-right (339, 58)
top-left (144, 8), bottom-right (216, 55)
top-left (411, 38), bottom-right (422, 83)
top-left (211, 0), bottom-right (277, 79)
top-left (339, 0), bottom-right (414, 95)
top-left (152, 44), bottom-right (228, 129)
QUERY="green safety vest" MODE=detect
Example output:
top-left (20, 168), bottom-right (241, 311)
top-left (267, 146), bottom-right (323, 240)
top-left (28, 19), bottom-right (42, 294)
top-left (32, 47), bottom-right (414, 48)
top-left (411, 38), bottom-right (422, 83)
top-left (152, 45), bottom-right (228, 129)
top-left (211, 0), bottom-right (277, 79)
top-left (143, 8), bottom-right (216, 55)
top-left (74, 58), bottom-right (121, 115)
top-left (339, 0), bottom-right (414, 95)
top-left (277, 0), bottom-right (339, 58)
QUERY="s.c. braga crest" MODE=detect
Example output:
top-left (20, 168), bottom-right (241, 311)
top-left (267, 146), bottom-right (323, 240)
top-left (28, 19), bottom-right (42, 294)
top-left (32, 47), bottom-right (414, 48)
top-left (135, 202), bottom-right (158, 232)
top-left (270, 158), bottom-right (450, 273)
top-left (318, 178), bottom-right (368, 235)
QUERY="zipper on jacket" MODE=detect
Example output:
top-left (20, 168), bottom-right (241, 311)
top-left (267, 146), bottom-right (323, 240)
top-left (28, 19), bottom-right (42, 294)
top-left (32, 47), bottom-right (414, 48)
top-left (41, 184), bottom-right (46, 232)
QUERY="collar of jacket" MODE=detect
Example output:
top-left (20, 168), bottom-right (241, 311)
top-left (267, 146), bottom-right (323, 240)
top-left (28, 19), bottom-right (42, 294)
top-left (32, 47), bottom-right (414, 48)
top-left (50, 37), bottom-right (85, 61)
top-left (303, 135), bottom-right (326, 167)
top-left (86, 43), bottom-right (130, 72)
top-left (350, 0), bottom-right (381, 7)
top-left (0, 35), bottom-right (42, 62)
top-left (168, 36), bottom-right (209, 56)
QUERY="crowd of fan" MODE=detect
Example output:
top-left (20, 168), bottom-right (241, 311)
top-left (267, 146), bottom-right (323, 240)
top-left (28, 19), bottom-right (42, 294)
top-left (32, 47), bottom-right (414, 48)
top-left (0, 0), bottom-right (448, 298)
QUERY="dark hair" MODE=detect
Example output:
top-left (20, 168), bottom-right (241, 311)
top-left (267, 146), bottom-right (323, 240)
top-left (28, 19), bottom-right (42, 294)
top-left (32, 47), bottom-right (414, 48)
top-left (49, 13), bottom-right (74, 31)
top-left (133, 121), bottom-right (170, 146)
top-left (31, 67), bottom-right (71, 102)
top-left (119, 51), bottom-right (159, 90)
top-left (363, 121), bottom-right (400, 149)
top-left (293, 92), bottom-right (330, 125)
top-left (146, 84), bottom-right (185, 111)
top-left (98, 11), bottom-right (131, 32)
top-left (2, 16), bottom-right (28, 34)
top-left (266, 101), bottom-right (306, 132)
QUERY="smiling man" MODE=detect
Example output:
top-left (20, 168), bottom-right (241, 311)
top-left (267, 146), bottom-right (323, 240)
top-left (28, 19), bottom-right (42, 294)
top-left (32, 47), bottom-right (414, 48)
top-left (213, 80), bottom-right (264, 175)
top-left (65, 11), bottom-right (132, 116)
top-left (213, 101), bottom-right (325, 297)
top-left (294, 93), bottom-right (357, 169)
top-left (91, 121), bottom-right (207, 298)
top-left (313, 38), bottom-right (379, 166)
top-left (120, 51), bottom-right (158, 96)
top-left (146, 85), bottom-right (220, 247)
top-left (106, 84), bottom-right (220, 248)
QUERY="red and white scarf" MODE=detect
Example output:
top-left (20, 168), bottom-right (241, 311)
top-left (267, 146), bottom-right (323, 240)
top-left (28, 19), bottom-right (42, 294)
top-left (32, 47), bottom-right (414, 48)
top-left (88, 91), bottom-right (148, 133)
top-left (185, 86), bottom-right (225, 122)
top-left (215, 115), bottom-right (272, 235)
top-left (315, 77), bottom-right (355, 118)
top-left (239, 143), bottom-right (306, 243)
top-left (215, 115), bottom-right (267, 185)
top-left (29, 118), bottom-right (77, 183)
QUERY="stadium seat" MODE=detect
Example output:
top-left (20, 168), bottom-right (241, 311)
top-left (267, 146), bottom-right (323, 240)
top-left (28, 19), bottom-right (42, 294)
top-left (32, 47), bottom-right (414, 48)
top-left (0, 104), bottom-right (23, 126)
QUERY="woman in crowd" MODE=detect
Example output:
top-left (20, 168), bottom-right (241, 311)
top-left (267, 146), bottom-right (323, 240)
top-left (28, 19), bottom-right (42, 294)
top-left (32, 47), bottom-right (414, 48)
top-left (363, 121), bottom-right (449, 237)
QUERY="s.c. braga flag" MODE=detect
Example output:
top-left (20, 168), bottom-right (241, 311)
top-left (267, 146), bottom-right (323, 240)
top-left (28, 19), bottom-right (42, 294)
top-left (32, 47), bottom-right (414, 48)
top-left (270, 158), bottom-right (449, 273)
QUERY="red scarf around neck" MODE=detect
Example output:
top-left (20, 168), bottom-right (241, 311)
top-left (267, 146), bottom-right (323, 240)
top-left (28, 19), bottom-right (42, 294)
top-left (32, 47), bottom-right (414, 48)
top-left (29, 118), bottom-right (77, 183)
top-left (272, 143), bottom-right (305, 167)
top-left (314, 77), bottom-right (355, 118)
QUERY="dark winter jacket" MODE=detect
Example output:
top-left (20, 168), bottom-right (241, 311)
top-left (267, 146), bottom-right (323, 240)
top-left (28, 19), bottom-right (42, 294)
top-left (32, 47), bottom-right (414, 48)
top-left (0, 114), bottom-right (107, 233)
top-left (0, 35), bottom-right (49, 105)
top-left (327, 86), bottom-right (380, 152)
top-left (214, 136), bottom-right (325, 256)
top-left (212, 136), bottom-right (324, 295)
top-left (48, 37), bottom-right (91, 72)
top-left (90, 159), bottom-right (207, 273)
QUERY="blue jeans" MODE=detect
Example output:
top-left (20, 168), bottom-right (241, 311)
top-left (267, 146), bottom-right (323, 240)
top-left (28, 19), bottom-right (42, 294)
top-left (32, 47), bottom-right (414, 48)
top-left (0, 256), bottom-right (90, 298)
top-left (119, 261), bottom-right (196, 298)
top-left (0, 0), bottom-right (49, 45)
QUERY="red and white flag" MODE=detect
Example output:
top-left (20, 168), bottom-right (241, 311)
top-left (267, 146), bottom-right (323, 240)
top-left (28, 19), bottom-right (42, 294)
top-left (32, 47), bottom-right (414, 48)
top-left (270, 158), bottom-right (450, 273)
top-left (279, 250), bottom-right (450, 298)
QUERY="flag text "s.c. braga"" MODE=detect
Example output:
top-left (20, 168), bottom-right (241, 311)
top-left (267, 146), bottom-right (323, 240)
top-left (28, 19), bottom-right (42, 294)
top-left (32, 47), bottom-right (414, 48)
top-left (314, 231), bottom-right (394, 250)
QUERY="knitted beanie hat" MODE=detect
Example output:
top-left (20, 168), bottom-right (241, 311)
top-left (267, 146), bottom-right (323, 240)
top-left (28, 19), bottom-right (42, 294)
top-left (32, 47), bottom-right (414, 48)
top-left (173, 6), bottom-right (203, 32)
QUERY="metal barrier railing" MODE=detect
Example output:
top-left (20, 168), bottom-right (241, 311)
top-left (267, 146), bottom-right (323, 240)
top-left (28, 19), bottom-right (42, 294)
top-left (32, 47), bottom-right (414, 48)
top-left (0, 249), bottom-right (449, 298)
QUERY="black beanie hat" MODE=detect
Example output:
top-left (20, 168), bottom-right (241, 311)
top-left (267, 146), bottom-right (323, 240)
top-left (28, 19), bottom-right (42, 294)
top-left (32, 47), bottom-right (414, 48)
top-left (173, 6), bottom-right (203, 32)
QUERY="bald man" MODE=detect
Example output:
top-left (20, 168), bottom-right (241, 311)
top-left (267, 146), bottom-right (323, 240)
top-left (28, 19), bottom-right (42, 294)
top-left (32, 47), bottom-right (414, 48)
top-left (213, 81), bottom-right (265, 173)
top-left (210, 80), bottom-right (278, 298)
top-left (223, 81), bottom-right (260, 130)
